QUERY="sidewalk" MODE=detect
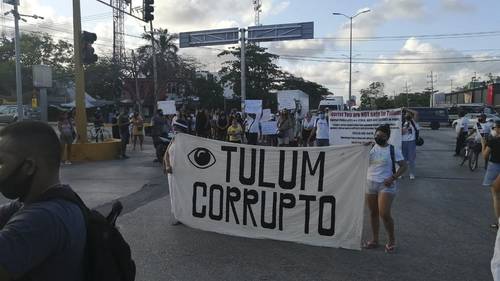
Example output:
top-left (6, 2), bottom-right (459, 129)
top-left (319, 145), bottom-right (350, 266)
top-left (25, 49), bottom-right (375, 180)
top-left (60, 141), bottom-right (165, 208)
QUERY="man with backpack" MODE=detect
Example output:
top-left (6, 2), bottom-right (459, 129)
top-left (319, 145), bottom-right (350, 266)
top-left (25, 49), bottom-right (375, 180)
top-left (0, 121), bottom-right (86, 281)
top-left (0, 121), bottom-right (135, 281)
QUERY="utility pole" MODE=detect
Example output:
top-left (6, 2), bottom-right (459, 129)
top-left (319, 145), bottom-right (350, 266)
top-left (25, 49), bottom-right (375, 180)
top-left (404, 81), bottom-right (411, 107)
top-left (13, 1), bottom-right (22, 121)
top-left (150, 21), bottom-right (158, 111)
top-left (5, 1), bottom-right (44, 120)
top-left (240, 28), bottom-right (246, 111)
top-left (450, 79), bottom-right (454, 93)
top-left (72, 0), bottom-right (88, 143)
top-left (427, 71), bottom-right (437, 108)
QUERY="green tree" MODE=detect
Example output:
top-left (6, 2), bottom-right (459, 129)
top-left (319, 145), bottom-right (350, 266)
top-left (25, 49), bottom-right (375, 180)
top-left (218, 44), bottom-right (282, 107)
top-left (85, 57), bottom-right (124, 101)
top-left (279, 72), bottom-right (330, 109)
top-left (192, 74), bottom-right (224, 109)
top-left (360, 82), bottom-right (385, 109)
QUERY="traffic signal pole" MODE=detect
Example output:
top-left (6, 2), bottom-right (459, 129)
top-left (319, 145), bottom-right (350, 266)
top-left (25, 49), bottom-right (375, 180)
top-left (72, 0), bottom-right (88, 143)
top-left (151, 21), bottom-right (158, 111)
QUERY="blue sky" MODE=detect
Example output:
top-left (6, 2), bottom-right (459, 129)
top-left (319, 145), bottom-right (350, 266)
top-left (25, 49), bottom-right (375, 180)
top-left (7, 0), bottom-right (500, 99)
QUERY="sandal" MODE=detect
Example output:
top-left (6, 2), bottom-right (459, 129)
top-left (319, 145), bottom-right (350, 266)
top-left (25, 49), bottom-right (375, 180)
top-left (362, 240), bottom-right (379, 249)
top-left (385, 243), bottom-right (397, 254)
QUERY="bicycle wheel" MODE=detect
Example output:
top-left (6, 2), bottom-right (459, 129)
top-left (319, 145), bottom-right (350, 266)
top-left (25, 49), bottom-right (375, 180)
top-left (469, 150), bottom-right (479, 171)
top-left (460, 147), bottom-right (468, 167)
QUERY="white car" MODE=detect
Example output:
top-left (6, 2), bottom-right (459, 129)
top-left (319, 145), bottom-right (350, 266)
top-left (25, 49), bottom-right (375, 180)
top-left (452, 113), bottom-right (500, 129)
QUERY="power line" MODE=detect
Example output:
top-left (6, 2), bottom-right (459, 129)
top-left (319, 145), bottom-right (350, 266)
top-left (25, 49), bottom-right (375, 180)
top-left (316, 30), bottom-right (500, 41)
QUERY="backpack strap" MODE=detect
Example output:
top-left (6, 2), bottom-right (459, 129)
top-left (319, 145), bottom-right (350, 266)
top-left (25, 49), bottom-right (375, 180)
top-left (35, 185), bottom-right (90, 220)
top-left (390, 145), bottom-right (396, 174)
top-left (409, 120), bottom-right (420, 140)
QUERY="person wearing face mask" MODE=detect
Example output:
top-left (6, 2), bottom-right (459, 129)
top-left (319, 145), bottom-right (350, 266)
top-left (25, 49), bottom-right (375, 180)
top-left (0, 121), bottom-right (86, 281)
top-left (311, 111), bottom-right (330, 146)
top-left (401, 109), bottom-right (419, 180)
top-left (364, 124), bottom-right (407, 253)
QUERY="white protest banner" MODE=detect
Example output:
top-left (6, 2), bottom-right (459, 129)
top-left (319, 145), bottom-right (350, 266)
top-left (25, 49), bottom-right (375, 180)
top-left (260, 121), bottom-right (278, 135)
top-left (261, 109), bottom-right (272, 121)
top-left (168, 134), bottom-right (370, 250)
top-left (157, 101), bottom-right (177, 115)
top-left (329, 109), bottom-right (402, 148)
top-left (278, 96), bottom-right (296, 110)
top-left (245, 100), bottom-right (262, 114)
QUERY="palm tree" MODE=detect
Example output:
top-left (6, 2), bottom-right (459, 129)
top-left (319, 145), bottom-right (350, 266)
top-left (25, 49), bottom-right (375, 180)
top-left (138, 28), bottom-right (179, 78)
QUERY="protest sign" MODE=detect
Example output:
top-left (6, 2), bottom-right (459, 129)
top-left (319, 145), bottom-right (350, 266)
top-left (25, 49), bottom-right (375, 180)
top-left (157, 101), bottom-right (177, 115)
top-left (261, 109), bottom-right (272, 121)
top-left (329, 109), bottom-right (402, 148)
top-left (260, 121), bottom-right (278, 135)
top-left (278, 96), bottom-right (296, 110)
top-left (245, 100), bottom-right (262, 114)
top-left (168, 134), bottom-right (370, 249)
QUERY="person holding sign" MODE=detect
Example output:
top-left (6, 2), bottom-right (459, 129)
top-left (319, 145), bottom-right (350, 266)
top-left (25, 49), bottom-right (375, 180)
top-left (402, 109), bottom-right (419, 180)
top-left (311, 111), bottom-right (329, 147)
top-left (277, 110), bottom-right (293, 147)
top-left (364, 124), bottom-right (407, 253)
top-left (301, 112), bottom-right (315, 147)
top-left (227, 118), bottom-right (243, 144)
top-left (245, 113), bottom-right (260, 145)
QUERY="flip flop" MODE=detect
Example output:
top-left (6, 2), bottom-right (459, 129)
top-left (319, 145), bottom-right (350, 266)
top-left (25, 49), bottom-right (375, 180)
top-left (362, 240), bottom-right (379, 249)
top-left (385, 243), bottom-right (397, 254)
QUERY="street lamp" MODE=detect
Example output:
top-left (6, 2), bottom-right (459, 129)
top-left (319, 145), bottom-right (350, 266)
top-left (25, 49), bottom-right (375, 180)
top-left (333, 9), bottom-right (370, 109)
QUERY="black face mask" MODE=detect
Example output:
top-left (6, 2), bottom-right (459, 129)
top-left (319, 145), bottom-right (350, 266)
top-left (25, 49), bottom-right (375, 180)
top-left (0, 161), bottom-right (35, 201)
top-left (374, 137), bottom-right (387, 146)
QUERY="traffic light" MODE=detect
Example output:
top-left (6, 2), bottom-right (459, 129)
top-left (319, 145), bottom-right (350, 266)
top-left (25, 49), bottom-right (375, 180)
top-left (144, 0), bottom-right (154, 22)
top-left (82, 31), bottom-right (98, 65)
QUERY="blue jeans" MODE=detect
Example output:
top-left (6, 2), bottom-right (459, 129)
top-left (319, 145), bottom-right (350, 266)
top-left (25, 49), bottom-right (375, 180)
top-left (402, 140), bottom-right (416, 175)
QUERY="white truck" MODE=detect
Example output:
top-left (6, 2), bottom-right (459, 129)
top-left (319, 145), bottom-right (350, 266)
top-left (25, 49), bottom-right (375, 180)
top-left (318, 95), bottom-right (344, 111)
top-left (276, 90), bottom-right (310, 114)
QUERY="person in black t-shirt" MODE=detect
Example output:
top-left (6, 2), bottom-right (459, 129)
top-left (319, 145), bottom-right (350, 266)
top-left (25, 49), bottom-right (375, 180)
top-left (482, 121), bottom-right (500, 187)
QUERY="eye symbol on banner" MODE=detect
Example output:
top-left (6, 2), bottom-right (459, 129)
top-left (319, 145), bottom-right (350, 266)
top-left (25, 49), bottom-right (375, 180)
top-left (188, 148), bottom-right (216, 169)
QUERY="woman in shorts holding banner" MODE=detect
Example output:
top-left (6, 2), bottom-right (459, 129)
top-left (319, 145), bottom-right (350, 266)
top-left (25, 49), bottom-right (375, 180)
top-left (364, 124), bottom-right (407, 253)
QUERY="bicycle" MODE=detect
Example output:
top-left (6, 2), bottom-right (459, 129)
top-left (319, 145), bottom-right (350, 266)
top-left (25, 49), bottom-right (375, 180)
top-left (87, 124), bottom-right (112, 143)
top-left (460, 138), bottom-right (481, 171)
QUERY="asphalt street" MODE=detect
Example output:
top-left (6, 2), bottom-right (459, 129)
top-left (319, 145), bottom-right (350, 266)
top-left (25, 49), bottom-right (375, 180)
top-left (116, 128), bottom-right (496, 281)
top-left (0, 128), bottom-right (495, 280)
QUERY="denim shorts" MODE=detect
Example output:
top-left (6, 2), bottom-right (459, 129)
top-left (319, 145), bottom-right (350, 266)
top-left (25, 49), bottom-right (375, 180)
top-left (483, 162), bottom-right (500, 186)
top-left (366, 180), bottom-right (397, 195)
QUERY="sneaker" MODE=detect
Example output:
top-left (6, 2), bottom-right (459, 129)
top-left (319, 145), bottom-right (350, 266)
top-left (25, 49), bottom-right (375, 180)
top-left (409, 174), bottom-right (415, 180)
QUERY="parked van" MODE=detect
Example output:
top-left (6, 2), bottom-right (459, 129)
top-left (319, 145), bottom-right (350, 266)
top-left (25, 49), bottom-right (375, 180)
top-left (318, 96), bottom-right (344, 111)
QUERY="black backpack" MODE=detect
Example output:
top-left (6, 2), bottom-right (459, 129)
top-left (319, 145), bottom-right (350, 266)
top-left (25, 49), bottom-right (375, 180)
top-left (36, 186), bottom-right (136, 281)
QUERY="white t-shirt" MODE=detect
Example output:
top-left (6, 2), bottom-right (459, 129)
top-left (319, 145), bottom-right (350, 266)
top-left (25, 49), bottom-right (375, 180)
top-left (367, 144), bottom-right (404, 183)
top-left (315, 118), bottom-right (329, 140)
top-left (475, 121), bottom-right (492, 136)
top-left (455, 117), bottom-right (469, 134)
top-left (302, 118), bottom-right (315, 130)
top-left (402, 121), bottom-right (419, 142)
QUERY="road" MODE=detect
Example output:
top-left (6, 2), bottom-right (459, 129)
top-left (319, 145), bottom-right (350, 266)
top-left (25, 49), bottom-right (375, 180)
top-left (0, 127), bottom-right (495, 280)
top-left (116, 128), bottom-right (496, 281)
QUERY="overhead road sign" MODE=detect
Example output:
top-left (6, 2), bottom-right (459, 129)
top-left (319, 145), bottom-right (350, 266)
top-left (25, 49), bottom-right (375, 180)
top-left (179, 28), bottom-right (240, 48)
top-left (247, 22), bottom-right (314, 43)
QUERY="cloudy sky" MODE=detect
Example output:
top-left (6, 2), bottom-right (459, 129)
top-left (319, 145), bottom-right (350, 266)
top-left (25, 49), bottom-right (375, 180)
top-left (3, 0), bottom-right (500, 101)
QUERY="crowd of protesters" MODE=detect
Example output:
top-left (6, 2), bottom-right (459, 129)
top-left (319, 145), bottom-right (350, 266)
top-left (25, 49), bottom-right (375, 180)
top-left (149, 107), bottom-right (334, 148)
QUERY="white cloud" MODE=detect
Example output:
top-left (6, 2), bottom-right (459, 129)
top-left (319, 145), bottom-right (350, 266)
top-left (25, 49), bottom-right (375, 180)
top-left (278, 37), bottom-right (500, 100)
top-left (440, 0), bottom-right (475, 12)
top-left (336, 0), bottom-right (427, 45)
